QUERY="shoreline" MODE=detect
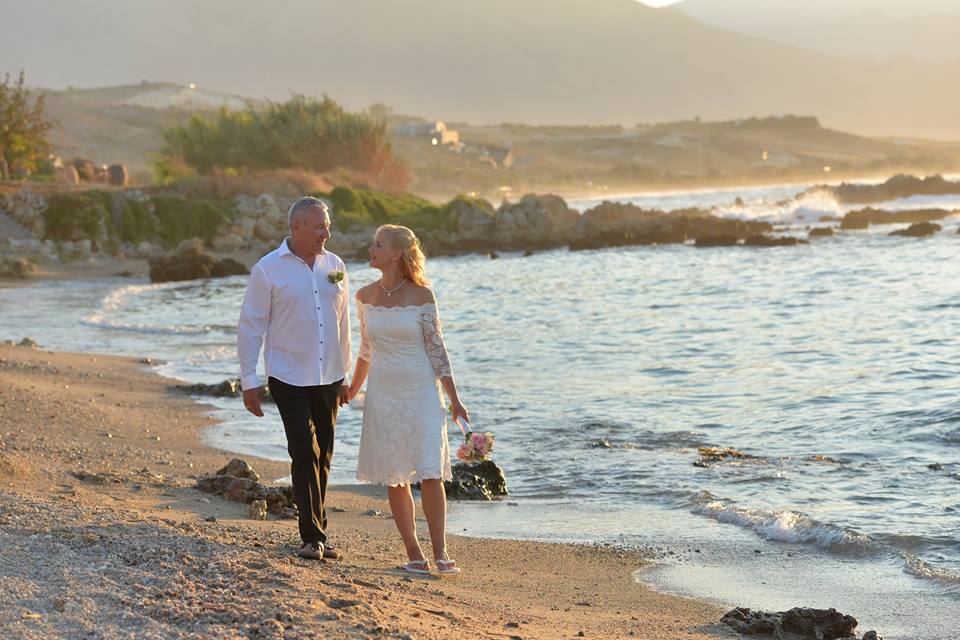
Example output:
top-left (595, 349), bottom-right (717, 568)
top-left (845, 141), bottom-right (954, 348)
top-left (0, 343), bottom-right (728, 639)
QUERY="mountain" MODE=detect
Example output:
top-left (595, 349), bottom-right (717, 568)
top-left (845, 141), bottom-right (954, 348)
top-left (5, 0), bottom-right (960, 138)
top-left (671, 0), bottom-right (960, 63)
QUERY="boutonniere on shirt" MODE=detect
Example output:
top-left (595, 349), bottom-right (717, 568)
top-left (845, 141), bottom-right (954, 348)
top-left (327, 270), bottom-right (345, 285)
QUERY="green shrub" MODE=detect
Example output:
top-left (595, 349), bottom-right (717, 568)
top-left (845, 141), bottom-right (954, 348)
top-left (315, 186), bottom-right (453, 232)
top-left (42, 191), bottom-right (112, 241)
top-left (154, 96), bottom-right (410, 191)
top-left (150, 195), bottom-right (233, 247)
top-left (117, 198), bottom-right (157, 244)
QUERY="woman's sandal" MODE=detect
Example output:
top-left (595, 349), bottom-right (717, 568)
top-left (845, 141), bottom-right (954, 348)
top-left (401, 559), bottom-right (431, 575)
top-left (435, 559), bottom-right (461, 575)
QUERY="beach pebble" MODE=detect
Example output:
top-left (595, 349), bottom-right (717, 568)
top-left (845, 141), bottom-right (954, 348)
top-left (862, 631), bottom-right (882, 640)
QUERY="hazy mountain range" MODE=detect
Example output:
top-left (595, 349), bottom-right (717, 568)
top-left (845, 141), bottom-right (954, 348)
top-left (4, 0), bottom-right (960, 138)
top-left (672, 0), bottom-right (960, 62)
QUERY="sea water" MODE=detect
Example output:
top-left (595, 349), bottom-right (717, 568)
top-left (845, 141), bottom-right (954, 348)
top-left (2, 179), bottom-right (958, 637)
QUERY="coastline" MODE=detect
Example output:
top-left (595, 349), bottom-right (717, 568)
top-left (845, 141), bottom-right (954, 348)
top-left (0, 343), bottom-right (728, 639)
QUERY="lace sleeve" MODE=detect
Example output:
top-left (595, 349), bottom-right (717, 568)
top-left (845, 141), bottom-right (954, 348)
top-left (357, 301), bottom-right (372, 362)
top-left (419, 304), bottom-right (453, 379)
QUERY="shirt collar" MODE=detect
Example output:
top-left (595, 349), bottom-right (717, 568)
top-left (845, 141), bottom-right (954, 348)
top-left (278, 237), bottom-right (327, 263)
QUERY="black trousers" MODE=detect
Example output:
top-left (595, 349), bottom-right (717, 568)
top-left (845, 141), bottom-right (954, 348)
top-left (268, 376), bottom-right (341, 544)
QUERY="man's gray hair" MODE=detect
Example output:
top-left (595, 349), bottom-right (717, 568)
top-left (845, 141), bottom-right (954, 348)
top-left (287, 196), bottom-right (330, 230)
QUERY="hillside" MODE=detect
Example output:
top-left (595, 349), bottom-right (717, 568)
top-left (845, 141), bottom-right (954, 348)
top-left (672, 0), bottom-right (960, 62)
top-left (4, 0), bottom-right (960, 138)
top-left (33, 85), bottom-right (960, 201)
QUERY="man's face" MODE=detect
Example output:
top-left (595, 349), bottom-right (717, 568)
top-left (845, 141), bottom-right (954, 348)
top-left (292, 206), bottom-right (331, 254)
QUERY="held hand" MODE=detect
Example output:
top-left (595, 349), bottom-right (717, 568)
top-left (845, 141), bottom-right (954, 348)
top-left (450, 401), bottom-right (470, 427)
top-left (338, 384), bottom-right (352, 407)
top-left (243, 387), bottom-right (264, 417)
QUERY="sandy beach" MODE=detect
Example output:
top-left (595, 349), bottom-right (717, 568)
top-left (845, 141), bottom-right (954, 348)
top-left (0, 340), bottom-right (730, 639)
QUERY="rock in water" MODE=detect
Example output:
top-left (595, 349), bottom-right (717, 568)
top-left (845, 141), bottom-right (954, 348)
top-left (721, 607), bottom-right (857, 639)
top-left (216, 458), bottom-right (260, 482)
top-left (889, 222), bottom-right (941, 237)
top-left (444, 460), bottom-right (509, 500)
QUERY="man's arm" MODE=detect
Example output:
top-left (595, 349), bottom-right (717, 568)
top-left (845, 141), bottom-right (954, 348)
top-left (237, 263), bottom-right (270, 415)
top-left (338, 266), bottom-right (352, 404)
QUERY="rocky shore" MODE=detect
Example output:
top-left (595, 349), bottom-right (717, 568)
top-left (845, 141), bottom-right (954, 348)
top-left (2, 173), bottom-right (958, 285)
top-left (0, 342), bottom-right (729, 639)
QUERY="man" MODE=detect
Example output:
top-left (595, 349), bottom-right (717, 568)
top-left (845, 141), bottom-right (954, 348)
top-left (237, 196), bottom-right (351, 560)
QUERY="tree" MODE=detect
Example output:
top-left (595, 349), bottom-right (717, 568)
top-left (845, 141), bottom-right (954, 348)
top-left (0, 71), bottom-right (53, 180)
top-left (154, 95), bottom-right (410, 191)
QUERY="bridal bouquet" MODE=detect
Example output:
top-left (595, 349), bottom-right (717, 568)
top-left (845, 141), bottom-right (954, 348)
top-left (453, 416), bottom-right (495, 463)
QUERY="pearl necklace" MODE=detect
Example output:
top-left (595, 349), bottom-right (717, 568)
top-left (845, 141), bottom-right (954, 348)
top-left (380, 278), bottom-right (407, 296)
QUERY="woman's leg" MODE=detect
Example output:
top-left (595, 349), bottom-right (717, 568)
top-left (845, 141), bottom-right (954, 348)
top-left (388, 484), bottom-right (426, 561)
top-left (419, 479), bottom-right (449, 560)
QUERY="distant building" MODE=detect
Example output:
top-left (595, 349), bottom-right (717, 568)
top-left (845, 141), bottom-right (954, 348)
top-left (476, 145), bottom-right (513, 169)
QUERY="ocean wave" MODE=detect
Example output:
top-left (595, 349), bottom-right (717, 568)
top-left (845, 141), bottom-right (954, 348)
top-left (902, 554), bottom-right (960, 590)
top-left (689, 491), bottom-right (874, 552)
top-left (81, 282), bottom-right (229, 336)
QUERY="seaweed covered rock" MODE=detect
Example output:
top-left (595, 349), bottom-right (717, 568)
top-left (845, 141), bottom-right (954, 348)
top-left (843, 207), bottom-right (954, 227)
top-left (802, 174), bottom-right (960, 204)
top-left (743, 234), bottom-right (808, 247)
top-left (444, 460), bottom-right (509, 500)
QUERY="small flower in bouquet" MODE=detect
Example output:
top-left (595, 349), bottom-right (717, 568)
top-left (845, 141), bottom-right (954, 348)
top-left (327, 270), bottom-right (345, 285)
top-left (451, 414), bottom-right (495, 463)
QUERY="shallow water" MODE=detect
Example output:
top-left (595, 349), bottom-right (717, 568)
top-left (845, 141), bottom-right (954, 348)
top-left (3, 179), bottom-right (959, 637)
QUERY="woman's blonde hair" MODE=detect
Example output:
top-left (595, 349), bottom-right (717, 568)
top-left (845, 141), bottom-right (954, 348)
top-left (377, 224), bottom-right (431, 287)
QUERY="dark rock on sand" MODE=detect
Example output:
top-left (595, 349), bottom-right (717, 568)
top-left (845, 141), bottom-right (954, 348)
top-left (217, 458), bottom-right (260, 483)
top-left (862, 631), bottom-right (883, 640)
top-left (0, 256), bottom-right (36, 279)
top-left (808, 227), bottom-right (835, 237)
top-left (889, 222), bottom-right (941, 237)
top-left (148, 240), bottom-right (248, 283)
top-left (17, 337), bottom-right (38, 348)
top-left (444, 460), bottom-right (509, 500)
top-left (196, 464), bottom-right (296, 518)
top-left (721, 607), bottom-right (857, 639)
top-left (744, 234), bottom-right (808, 247)
top-left (843, 207), bottom-right (955, 227)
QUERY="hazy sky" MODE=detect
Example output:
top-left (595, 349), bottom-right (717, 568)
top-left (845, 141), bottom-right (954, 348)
top-left (638, 0), bottom-right (681, 6)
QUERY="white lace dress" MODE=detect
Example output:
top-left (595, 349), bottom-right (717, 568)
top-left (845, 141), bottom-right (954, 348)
top-left (355, 301), bottom-right (454, 486)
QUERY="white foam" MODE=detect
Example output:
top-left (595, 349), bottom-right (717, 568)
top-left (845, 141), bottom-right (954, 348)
top-left (692, 496), bottom-right (870, 551)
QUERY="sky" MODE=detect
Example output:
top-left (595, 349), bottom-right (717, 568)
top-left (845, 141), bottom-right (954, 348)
top-left (638, 0), bottom-right (682, 6)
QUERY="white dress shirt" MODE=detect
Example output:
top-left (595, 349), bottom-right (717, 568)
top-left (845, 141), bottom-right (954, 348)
top-left (237, 238), bottom-right (351, 390)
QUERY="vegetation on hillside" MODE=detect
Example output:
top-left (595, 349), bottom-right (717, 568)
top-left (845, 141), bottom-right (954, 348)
top-left (0, 71), bottom-right (54, 180)
top-left (154, 96), bottom-right (409, 192)
top-left (42, 191), bottom-right (232, 248)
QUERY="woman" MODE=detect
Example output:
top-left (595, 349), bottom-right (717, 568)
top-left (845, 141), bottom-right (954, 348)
top-left (344, 224), bottom-right (469, 575)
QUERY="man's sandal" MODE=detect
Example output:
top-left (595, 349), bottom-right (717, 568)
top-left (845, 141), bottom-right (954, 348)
top-left (435, 559), bottom-right (461, 575)
top-left (401, 559), bottom-right (431, 575)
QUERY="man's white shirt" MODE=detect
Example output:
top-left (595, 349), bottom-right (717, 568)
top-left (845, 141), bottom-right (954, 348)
top-left (237, 238), bottom-right (351, 390)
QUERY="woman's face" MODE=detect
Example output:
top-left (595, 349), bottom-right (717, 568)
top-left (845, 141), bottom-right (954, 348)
top-left (368, 230), bottom-right (398, 270)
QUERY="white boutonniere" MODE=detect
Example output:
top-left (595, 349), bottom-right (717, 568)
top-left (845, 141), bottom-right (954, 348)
top-left (327, 270), bottom-right (345, 286)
